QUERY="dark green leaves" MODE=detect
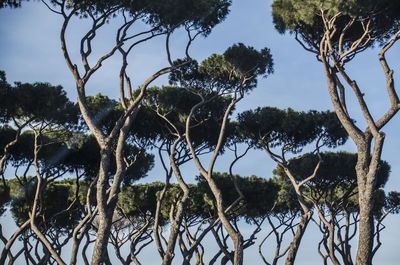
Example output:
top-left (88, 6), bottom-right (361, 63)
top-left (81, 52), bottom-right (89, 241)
top-left (237, 107), bottom-right (348, 152)
top-left (9, 178), bottom-right (81, 229)
top-left (140, 85), bottom-right (232, 150)
top-left (272, 0), bottom-right (400, 51)
top-left (0, 76), bottom-right (79, 126)
top-left (277, 152), bottom-right (389, 188)
top-left (170, 44), bottom-right (273, 94)
top-left (66, 0), bottom-right (231, 34)
top-left (274, 151), bottom-right (391, 213)
top-left (385, 191), bottom-right (400, 214)
top-left (0, 0), bottom-right (21, 8)
top-left (224, 43), bottom-right (273, 78)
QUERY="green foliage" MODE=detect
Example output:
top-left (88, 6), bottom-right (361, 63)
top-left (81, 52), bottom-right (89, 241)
top-left (278, 152), bottom-right (389, 188)
top-left (123, 145), bottom-right (154, 184)
top-left (118, 174), bottom-right (286, 224)
top-left (1, 0), bottom-right (232, 33)
top-left (140, 86), bottom-right (233, 150)
top-left (1, 125), bottom-right (154, 184)
top-left (77, 94), bottom-right (156, 182)
top-left (7, 178), bottom-right (34, 225)
top-left (223, 43), bottom-right (273, 78)
top-left (0, 71), bottom-right (13, 122)
top-left (5, 173), bottom-right (357, 230)
top-left (63, 134), bottom-right (100, 178)
top-left (66, 0), bottom-right (231, 35)
top-left (0, 73), bottom-right (79, 126)
top-left (371, 189), bottom-right (399, 219)
top-left (13, 82), bottom-right (79, 126)
top-left (8, 178), bottom-right (82, 230)
top-left (85, 94), bottom-right (122, 134)
top-left (0, 89), bottom-right (155, 183)
top-left (52, 133), bottom-right (154, 183)
top-left (7, 129), bottom-right (78, 173)
top-left (272, 0), bottom-right (400, 50)
top-left (274, 152), bottom-right (390, 213)
top-left (118, 182), bottom-right (164, 219)
top-left (271, 176), bottom-right (301, 214)
top-left (118, 182), bottom-right (212, 224)
top-left (170, 43), bottom-right (273, 93)
top-left (385, 191), bottom-right (400, 214)
top-left (197, 173), bottom-right (280, 220)
top-left (373, 189), bottom-right (386, 218)
top-left (238, 107), bottom-right (347, 152)
top-left (0, 126), bottom-right (16, 155)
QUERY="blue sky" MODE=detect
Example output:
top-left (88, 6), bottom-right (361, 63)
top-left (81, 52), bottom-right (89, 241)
top-left (1, 0), bottom-right (400, 264)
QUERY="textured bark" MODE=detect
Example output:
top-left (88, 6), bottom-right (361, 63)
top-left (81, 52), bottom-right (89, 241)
top-left (355, 153), bottom-right (377, 265)
top-left (356, 202), bottom-right (374, 265)
top-left (0, 125), bottom-right (23, 177)
top-left (91, 114), bottom-right (135, 264)
top-left (90, 149), bottom-right (113, 265)
top-left (152, 182), bottom-right (169, 260)
top-left (328, 225), bottom-right (341, 265)
top-left (321, 55), bottom-right (387, 265)
top-left (311, 14), bottom-right (400, 264)
top-left (58, 7), bottom-right (178, 261)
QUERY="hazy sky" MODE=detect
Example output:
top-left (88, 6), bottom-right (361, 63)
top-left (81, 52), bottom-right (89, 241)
top-left (1, 0), bottom-right (399, 264)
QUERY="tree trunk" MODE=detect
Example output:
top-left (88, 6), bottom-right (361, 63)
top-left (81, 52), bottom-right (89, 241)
top-left (285, 211), bottom-right (312, 265)
top-left (322, 59), bottom-right (383, 265)
top-left (210, 181), bottom-right (244, 265)
top-left (161, 143), bottom-right (191, 265)
top-left (0, 220), bottom-right (30, 264)
top-left (355, 168), bottom-right (375, 265)
top-left (328, 224), bottom-right (341, 265)
top-left (356, 195), bottom-right (374, 265)
top-left (354, 136), bottom-right (383, 265)
top-left (233, 235), bottom-right (244, 265)
top-left (91, 150), bottom-right (114, 265)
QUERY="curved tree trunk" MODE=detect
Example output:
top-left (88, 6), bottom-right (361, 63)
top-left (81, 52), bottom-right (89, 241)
top-left (321, 56), bottom-right (386, 265)
top-left (285, 211), bottom-right (312, 265)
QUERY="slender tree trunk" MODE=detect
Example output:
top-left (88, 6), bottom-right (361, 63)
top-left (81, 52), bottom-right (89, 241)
top-left (91, 150), bottom-right (113, 265)
top-left (0, 220), bottom-right (30, 264)
top-left (285, 211), bottom-right (312, 265)
top-left (186, 97), bottom-right (245, 265)
top-left (162, 139), bottom-right (191, 265)
top-left (233, 235), bottom-right (244, 265)
top-left (211, 183), bottom-right (244, 265)
top-left (328, 225), bottom-right (341, 265)
top-left (321, 58), bottom-right (384, 265)
top-left (161, 205), bottom-right (189, 265)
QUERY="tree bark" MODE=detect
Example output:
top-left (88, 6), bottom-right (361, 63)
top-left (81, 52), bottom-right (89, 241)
top-left (285, 211), bottom-right (312, 265)
top-left (321, 57), bottom-right (385, 265)
top-left (90, 149), bottom-right (114, 265)
top-left (161, 160), bottom-right (190, 265)
top-left (355, 153), bottom-right (376, 265)
top-left (0, 220), bottom-right (30, 264)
